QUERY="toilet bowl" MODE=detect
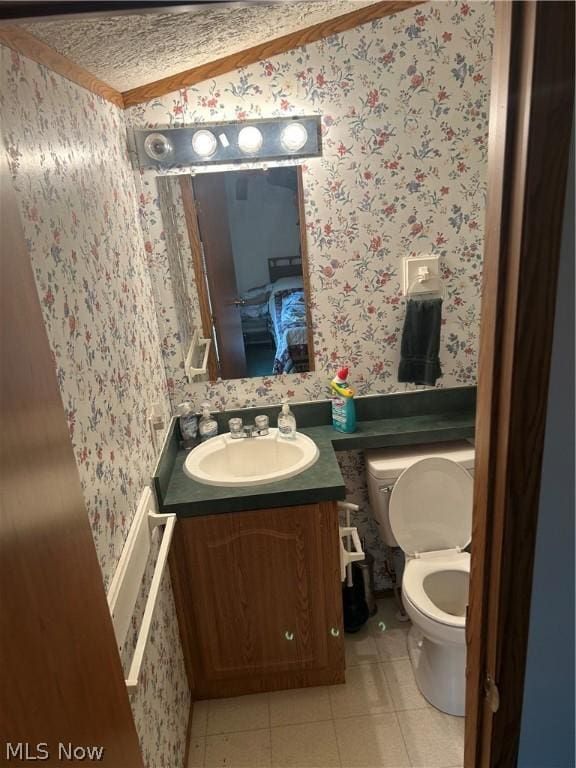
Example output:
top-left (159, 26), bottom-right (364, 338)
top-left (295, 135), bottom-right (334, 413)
top-left (365, 443), bottom-right (474, 716)
top-left (402, 551), bottom-right (470, 716)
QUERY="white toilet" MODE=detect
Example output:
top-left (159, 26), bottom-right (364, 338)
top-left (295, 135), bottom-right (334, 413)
top-left (366, 441), bottom-right (475, 716)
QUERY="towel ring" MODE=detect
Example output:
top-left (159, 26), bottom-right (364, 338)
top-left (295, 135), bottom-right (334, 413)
top-left (406, 274), bottom-right (446, 300)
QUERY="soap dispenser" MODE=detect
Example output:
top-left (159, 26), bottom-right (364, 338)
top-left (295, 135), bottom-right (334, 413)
top-left (278, 400), bottom-right (296, 439)
top-left (177, 401), bottom-right (198, 450)
top-left (198, 402), bottom-right (218, 442)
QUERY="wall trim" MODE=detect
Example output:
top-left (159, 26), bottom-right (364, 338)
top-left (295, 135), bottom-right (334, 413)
top-left (0, 23), bottom-right (124, 107)
top-left (121, 1), bottom-right (423, 108)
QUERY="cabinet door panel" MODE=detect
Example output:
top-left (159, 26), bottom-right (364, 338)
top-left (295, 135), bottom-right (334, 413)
top-left (182, 505), bottom-right (329, 679)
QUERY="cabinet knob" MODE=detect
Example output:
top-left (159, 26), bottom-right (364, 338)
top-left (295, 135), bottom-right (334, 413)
top-left (285, 631), bottom-right (295, 641)
top-left (377, 621), bottom-right (387, 633)
top-left (330, 627), bottom-right (340, 638)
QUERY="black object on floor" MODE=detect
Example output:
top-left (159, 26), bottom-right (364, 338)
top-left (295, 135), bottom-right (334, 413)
top-left (342, 564), bottom-right (370, 633)
top-left (355, 549), bottom-right (378, 617)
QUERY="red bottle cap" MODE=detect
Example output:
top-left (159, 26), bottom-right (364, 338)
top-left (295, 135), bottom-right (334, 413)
top-left (336, 367), bottom-right (349, 382)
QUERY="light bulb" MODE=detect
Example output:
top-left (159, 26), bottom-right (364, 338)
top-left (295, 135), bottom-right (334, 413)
top-left (191, 129), bottom-right (217, 158)
top-left (144, 133), bottom-right (173, 161)
top-left (238, 125), bottom-right (263, 154)
top-left (280, 122), bottom-right (308, 152)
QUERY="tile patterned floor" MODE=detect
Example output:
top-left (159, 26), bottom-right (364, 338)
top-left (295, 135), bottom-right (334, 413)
top-left (188, 598), bottom-right (464, 768)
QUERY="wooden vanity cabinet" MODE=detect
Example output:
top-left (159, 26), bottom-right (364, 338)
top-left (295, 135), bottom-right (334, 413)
top-left (169, 500), bottom-right (345, 699)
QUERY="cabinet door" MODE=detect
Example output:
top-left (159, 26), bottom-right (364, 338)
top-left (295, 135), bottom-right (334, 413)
top-left (181, 504), bottom-right (334, 681)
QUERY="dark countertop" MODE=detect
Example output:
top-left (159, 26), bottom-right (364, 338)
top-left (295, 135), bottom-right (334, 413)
top-left (153, 386), bottom-right (476, 517)
top-left (161, 427), bottom-right (346, 515)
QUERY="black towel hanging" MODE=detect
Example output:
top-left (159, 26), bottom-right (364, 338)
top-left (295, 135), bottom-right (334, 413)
top-left (398, 296), bottom-right (443, 386)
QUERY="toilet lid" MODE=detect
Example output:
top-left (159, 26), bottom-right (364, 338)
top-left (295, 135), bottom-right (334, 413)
top-left (389, 457), bottom-right (473, 555)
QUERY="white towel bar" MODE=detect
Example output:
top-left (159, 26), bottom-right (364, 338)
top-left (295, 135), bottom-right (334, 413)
top-left (125, 512), bottom-right (175, 689)
top-left (107, 487), bottom-right (176, 690)
top-left (185, 329), bottom-right (211, 381)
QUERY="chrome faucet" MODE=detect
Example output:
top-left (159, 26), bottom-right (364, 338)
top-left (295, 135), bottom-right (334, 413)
top-left (244, 416), bottom-right (270, 438)
top-left (229, 415), bottom-right (269, 438)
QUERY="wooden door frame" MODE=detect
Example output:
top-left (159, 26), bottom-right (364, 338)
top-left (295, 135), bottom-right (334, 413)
top-left (296, 165), bottom-right (316, 372)
top-left (465, 2), bottom-right (574, 766)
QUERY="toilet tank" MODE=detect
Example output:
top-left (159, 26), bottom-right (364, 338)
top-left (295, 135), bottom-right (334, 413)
top-left (365, 440), bottom-right (475, 547)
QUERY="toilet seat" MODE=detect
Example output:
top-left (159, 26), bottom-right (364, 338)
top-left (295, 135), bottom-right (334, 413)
top-left (402, 553), bottom-right (470, 628)
top-left (388, 456), bottom-right (473, 556)
top-left (389, 456), bottom-right (473, 629)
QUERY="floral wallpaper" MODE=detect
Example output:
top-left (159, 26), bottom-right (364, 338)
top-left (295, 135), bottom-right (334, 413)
top-left (336, 449), bottom-right (408, 591)
top-left (1, 11), bottom-right (493, 763)
top-left (130, 0), bottom-right (493, 411)
top-left (0, 45), bottom-right (189, 767)
top-left (130, 1), bottom-right (494, 588)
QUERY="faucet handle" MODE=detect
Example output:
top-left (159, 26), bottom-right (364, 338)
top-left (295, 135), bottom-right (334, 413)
top-left (255, 415), bottom-right (269, 435)
top-left (228, 417), bottom-right (243, 438)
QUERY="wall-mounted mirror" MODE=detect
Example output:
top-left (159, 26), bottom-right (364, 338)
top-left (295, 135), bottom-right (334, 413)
top-left (155, 166), bottom-right (314, 385)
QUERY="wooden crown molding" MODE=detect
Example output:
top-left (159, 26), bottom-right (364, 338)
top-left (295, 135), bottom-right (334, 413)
top-left (0, 1), bottom-right (423, 111)
top-left (0, 23), bottom-right (124, 108)
top-left (121, 0), bottom-right (424, 108)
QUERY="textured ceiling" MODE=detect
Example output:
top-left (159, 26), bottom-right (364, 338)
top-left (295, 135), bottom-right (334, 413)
top-left (22, 1), bottom-right (381, 91)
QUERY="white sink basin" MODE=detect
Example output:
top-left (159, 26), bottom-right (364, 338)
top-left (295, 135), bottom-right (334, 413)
top-left (183, 428), bottom-right (319, 487)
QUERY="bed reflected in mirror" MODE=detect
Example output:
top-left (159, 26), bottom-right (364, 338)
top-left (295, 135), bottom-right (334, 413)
top-left (236, 255), bottom-right (309, 377)
top-left (156, 166), bottom-right (314, 382)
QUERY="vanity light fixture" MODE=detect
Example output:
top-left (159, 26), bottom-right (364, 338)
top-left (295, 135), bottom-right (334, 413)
top-left (143, 132), bottom-right (173, 161)
top-left (191, 129), bottom-right (218, 158)
top-left (131, 116), bottom-right (322, 169)
top-left (237, 125), bottom-right (264, 154)
top-left (280, 122), bottom-right (308, 152)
